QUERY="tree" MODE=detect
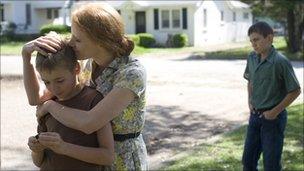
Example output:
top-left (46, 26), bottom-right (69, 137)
top-left (241, 0), bottom-right (303, 54)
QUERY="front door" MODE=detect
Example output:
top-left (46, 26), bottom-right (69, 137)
top-left (135, 11), bottom-right (146, 33)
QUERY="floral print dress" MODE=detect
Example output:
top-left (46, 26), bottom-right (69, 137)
top-left (80, 56), bottom-right (148, 170)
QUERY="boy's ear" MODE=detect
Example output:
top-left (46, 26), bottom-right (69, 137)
top-left (74, 62), bottom-right (81, 75)
top-left (267, 34), bottom-right (274, 42)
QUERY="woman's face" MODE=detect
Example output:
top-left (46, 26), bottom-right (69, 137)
top-left (69, 23), bottom-right (100, 60)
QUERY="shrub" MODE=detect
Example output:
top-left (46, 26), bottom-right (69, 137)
top-left (128, 34), bottom-right (140, 46)
top-left (40, 24), bottom-right (70, 35)
top-left (0, 34), bottom-right (40, 43)
top-left (137, 33), bottom-right (155, 48)
top-left (172, 33), bottom-right (188, 47)
top-left (2, 22), bottom-right (17, 39)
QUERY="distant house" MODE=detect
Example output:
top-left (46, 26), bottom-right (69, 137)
top-left (75, 0), bottom-right (253, 46)
top-left (1, 0), bottom-right (252, 47)
top-left (0, 1), bottom-right (70, 34)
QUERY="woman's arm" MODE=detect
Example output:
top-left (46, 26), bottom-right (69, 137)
top-left (41, 87), bottom-right (135, 134)
top-left (38, 124), bottom-right (115, 165)
top-left (62, 123), bottom-right (115, 165)
top-left (22, 35), bottom-right (61, 105)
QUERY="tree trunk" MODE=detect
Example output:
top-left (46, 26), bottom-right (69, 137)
top-left (295, 4), bottom-right (304, 53)
top-left (286, 4), bottom-right (303, 53)
top-left (287, 9), bottom-right (297, 53)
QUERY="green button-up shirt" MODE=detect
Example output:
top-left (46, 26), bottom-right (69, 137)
top-left (243, 46), bottom-right (300, 109)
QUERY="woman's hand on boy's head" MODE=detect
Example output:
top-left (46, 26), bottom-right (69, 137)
top-left (22, 34), bottom-right (62, 59)
top-left (28, 136), bottom-right (45, 152)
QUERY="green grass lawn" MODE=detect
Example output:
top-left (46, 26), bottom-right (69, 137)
top-left (1, 36), bottom-right (303, 61)
top-left (162, 103), bottom-right (304, 170)
top-left (193, 37), bottom-right (303, 61)
top-left (0, 41), bottom-right (26, 56)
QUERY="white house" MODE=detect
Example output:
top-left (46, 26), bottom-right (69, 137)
top-left (1, 0), bottom-right (252, 46)
top-left (0, 0), bottom-right (70, 34)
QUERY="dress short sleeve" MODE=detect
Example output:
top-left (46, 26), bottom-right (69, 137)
top-left (113, 65), bottom-right (146, 97)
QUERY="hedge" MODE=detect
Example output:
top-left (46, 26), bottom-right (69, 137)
top-left (40, 24), bottom-right (70, 35)
top-left (137, 33), bottom-right (156, 48)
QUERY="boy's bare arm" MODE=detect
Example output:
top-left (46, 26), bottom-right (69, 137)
top-left (22, 36), bottom-right (60, 105)
top-left (247, 82), bottom-right (253, 111)
top-left (265, 88), bottom-right (301, 119)
top-left (28, 136), bottom-right (45, 167)
top-left (38, 123), bottom-right (115, 165)
top-left (31, 151), bottom-right (44, 167)
top-left (22, 55), bottom-right (50, 105)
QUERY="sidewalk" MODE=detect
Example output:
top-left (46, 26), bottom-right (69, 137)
top-left (1, 56), bottom-right (24, 77)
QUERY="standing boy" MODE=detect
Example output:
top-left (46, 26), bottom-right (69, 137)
top-left (242, 21), bottom-right (301, 171)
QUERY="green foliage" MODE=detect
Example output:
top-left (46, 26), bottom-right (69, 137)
top-left (2, 22), bottom-right (17, 39)
top-left (162, 103), bottom-right (304, 170)
top-left (128, 34), bottom-right (140, 46)
top-left (137, 33), bottom-right (155, 48)
top-left (172, 34), bottom-right (188, 47)
top-left (240, 0), bottom-right (299, 21)
top-left (0, 41), bottom-right (26, 55)
top-left (191, 37), bottom-right (303, 61)
top-left (40, 24), bottom-right (71, 35)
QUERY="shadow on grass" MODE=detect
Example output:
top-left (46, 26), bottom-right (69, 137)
top-left (142, 105), bottom-right (244, 155)
top-left (161, 104), bottom-right (303, 170)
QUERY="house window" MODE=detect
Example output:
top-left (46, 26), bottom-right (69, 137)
top-left (172, 10), bottom-right (180, 28)
top-left (243, 12), bottom-right (249, 19)
top-left (182, 8), bottom-right (187, 29)
top-left (154, 9), bottom-right (159, 30)
top-left (0, 3), bottom-right (4, 21)
top-left (161, 10), bottom-right (169, 28)
top-left (221, 11), bottom-right (224, 21)
top-left (203, 9), bottom-right (207, 27)
top-left (26, 4), bottom-right (31, 25)
top-left (233, 12), bottom-right (236, 21)
top-left (47, 8), bottom-right (52, 19)
top-left (54, 9), bottom-right (59, 18)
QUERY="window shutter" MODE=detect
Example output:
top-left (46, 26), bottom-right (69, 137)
top-left (182, 8), bottom-right (187, 29)
top-left (154, 9), bottom-right (159, 30)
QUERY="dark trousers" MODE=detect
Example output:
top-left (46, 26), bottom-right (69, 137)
top-left (242, 109), bottom-right (287, 171)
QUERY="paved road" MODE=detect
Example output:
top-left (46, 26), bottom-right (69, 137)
top-left (1, 55), bottom-right (303, 170)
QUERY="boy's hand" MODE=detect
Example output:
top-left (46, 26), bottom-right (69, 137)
top-left (28, 136), bottom-right (45, 153)
top-left (263, 110), bottom-right (277, 120)
top-left (38, 132), bottom-right (66, 154)
top-left (248, 103), bottom-right (253, 113)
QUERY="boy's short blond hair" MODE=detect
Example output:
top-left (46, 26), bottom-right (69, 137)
top-left (36, 38), bottom-right (77, 73)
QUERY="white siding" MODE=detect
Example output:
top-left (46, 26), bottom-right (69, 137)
top-left (2, 0), bottom-right (252, 46)
top-left (145, 5), bottom-right (195, 46)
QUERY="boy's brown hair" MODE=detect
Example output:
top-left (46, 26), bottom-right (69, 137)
top-left (248, 21), bottom-right (273, 38)
top-left (36, 40), bottom-right (77, 73)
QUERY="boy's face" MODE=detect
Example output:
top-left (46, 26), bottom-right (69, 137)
top-left (40, 67), bottom-right (78, 101)
top-left (249, 32), bottom-right (273, 55)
